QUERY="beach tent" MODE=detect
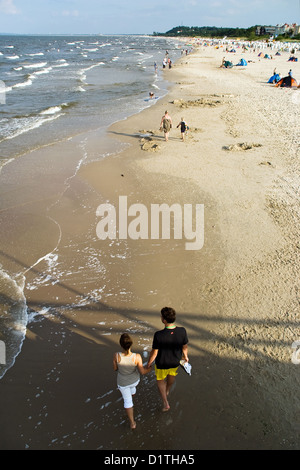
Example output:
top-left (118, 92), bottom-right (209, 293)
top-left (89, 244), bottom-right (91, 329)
top-left (288, 56), bottom-right (298, 62)
top-left (236, 58), bottom-right (247, 66)
top-left (258, 52), bottom-right (263, 57)
top-left (276, 76), bottom-right (298, 88)
top-left (268, 73), bottom-right (281, 84)
top-left (229, 49), bottom-right (236, 53)
top-left (224, 61), bottom-right (233, 68)
top-left (275, 52), bottom-right (281, 56)
top-left (264, 54), bottom-right (271, 59)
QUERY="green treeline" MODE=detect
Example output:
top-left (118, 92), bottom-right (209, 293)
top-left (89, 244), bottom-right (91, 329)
top-left (153, 25), bottom-right (260, 40)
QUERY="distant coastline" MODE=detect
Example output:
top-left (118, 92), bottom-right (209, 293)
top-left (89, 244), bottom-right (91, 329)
top-left (153, 24), bottom-right (300, 41)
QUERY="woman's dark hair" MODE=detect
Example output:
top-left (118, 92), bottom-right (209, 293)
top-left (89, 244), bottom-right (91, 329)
top-left (119, 333), bottom-right (133, 351)
top-left (161, 307), bottom-right (176, 324)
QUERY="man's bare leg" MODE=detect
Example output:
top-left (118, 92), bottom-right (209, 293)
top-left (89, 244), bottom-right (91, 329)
top-left (156, 379), bottom-right (170, 411)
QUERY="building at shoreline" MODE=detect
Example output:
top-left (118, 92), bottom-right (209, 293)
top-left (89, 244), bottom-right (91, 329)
top-left (256, 23), bottom-right (299, 37)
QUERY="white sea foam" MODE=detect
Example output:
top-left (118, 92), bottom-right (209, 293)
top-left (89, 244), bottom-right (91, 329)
top-left (0, 157), bottom-right (15, 174)
top-left (0, 84), bottom-right (12, 93)
top-left (40, 105), bottom-right (65, 115)
top-left (53, 62), bottom-right (69, 68)
top-left (0, 269), bottom-right (27, 380)
top-left (84, 62), bottom-right (105, 72)
top-left (33, 66), bottom-right (53, 75)
top-left (13, 78), bottom-right (33, 88)
top-left (0, 113), bottom-right (62, 143)
top-left (23, 61), bottom-right (48, 69)
top-left (6, 55), bottom-right (20, 60)
top-left (27, 52), bottom-right (44, 56)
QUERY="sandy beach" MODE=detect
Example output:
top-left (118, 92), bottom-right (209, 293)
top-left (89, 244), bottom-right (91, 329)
top-left (0, 40), bottom-right (299, 451)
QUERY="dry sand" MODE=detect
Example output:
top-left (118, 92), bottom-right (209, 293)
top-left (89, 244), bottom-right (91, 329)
top-left (0, 43), bottom-right (299, 450)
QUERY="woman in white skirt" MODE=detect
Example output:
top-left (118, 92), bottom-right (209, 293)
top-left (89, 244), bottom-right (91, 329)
top-left (113, 333), bottom-right (150, 429)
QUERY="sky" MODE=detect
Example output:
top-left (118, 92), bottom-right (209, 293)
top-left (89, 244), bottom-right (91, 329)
top-left (0, 0), bottom-right (299, 35)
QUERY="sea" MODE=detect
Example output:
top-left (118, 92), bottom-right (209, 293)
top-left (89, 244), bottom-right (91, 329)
top-left (0, 34), bottom-right (183, 380)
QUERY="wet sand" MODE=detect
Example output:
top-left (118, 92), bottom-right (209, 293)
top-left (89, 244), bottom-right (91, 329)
top-left (0, 43), bottom-right (300, 450)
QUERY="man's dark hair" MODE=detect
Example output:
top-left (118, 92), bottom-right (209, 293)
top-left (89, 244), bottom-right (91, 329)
top-left (161, 307), bottom-right (176, 324)
top-left (119, 333), bottom-right (133, 351)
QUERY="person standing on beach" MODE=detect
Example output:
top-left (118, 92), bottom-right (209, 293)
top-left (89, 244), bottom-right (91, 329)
top-left (177, 118), bottom-right (188, 141)
top-left (113, 333), bottom-right (150, 429)
top-left (160, 111), bottom-right (172, 142)
top-left (146, 307), bottom-right (189, 412)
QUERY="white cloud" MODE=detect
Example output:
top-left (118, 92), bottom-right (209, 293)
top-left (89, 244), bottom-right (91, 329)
top-left (62, 10), bottom-right (79, 17)
top-left (0, 0), bottom-right (20, 14)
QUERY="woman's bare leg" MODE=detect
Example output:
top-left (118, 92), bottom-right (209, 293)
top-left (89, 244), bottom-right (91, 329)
top-left (125, 407), bottom-right (136, 429)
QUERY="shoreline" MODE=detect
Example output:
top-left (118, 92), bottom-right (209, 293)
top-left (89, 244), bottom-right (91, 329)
top-left (0, 43), bottom-right (299, 450)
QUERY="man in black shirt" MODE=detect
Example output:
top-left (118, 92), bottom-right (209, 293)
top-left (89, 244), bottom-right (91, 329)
top-left (147, 307), bottom-right (189, 411)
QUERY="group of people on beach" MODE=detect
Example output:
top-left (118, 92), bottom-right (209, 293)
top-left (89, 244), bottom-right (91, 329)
top-left (113, 307), bottom-right (189, 429)
top-left (160, 110), bottom-right (189, 142)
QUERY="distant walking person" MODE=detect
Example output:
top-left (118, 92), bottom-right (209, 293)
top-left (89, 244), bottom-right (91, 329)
top-left (177, 118), bottom-right (188, 141)
top-left (147, 307), bottom-right (189, 412)
top-left (113, 333), bottom-right (150, 429)
top-left (160, 110), bottom-right (172, 142)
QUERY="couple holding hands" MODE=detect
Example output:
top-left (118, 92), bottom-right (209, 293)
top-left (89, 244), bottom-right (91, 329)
top-left (113, 307), bottom-right (189, 429)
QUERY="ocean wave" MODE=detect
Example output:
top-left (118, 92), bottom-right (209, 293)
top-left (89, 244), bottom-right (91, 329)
top-left (6, 55), bottom-right (20, 60)
top-left (82, 48), bottom-right (98, 52)
top-left (0, 113), bottom-right (63, 143)
top-left (23, 61), bottom-right (48, 69)
top-left (26, 52), bottom-right (44, 57)
top-left (0, 157), bottom-right (15, 174)
top-left (83, 62), bottom-right (105, 73)
top-left (0, 268), bottom-right (27, 380)
top-left (78, 73), bottom-right (86, 83)
top-left (13, 77), bottom-right (33, 89)
top-left (0, 84), bottom-right (13, 93)
top-left (33, 66), bottom-right (53, 75)
top-left (40, 103), bottom-right (69, 115)
top-left (53, 62), bottom-right (70, 68)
